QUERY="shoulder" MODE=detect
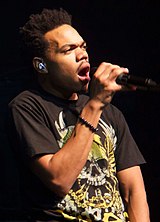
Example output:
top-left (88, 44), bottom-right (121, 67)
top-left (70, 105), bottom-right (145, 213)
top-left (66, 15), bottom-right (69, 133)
top-left (101, 103), bottom-right (128, 132)
top-left (8, 87), bottom-right (53, 117)
top-left (8, 89), bottom-right (41, 108)
top-left (104, 103), bottom-right (124, 118)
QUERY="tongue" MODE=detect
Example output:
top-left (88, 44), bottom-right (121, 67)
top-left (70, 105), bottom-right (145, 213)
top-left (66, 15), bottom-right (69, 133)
top-left (78, 75), bottom-right (91, 82)
top-left (78, 69), bottom-right (91, 82)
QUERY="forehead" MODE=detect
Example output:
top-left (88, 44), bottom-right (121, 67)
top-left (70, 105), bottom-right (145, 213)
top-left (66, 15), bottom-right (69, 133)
top-left (44, 24), bottom-right (84, 48)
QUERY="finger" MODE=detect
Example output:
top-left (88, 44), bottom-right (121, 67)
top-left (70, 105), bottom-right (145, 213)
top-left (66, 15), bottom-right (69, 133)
top-left (108, 67), bottom-right (129, 81)
top-left (93, 62), bottom-right (120, 78)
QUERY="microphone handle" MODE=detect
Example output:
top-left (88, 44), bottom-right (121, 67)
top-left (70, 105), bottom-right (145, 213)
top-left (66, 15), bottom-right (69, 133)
top-left (116, 74), bottom-right (157, 87)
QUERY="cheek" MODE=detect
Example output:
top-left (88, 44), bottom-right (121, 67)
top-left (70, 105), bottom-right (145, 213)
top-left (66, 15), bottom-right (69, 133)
top-left (49, 67), bottom-right (76, 84)
top-left (58, 61), bottom-right (77, 77)
top-left (62, 52), bottom-right (77, 64)
top-left (47, 54), bottom-right (78, 80)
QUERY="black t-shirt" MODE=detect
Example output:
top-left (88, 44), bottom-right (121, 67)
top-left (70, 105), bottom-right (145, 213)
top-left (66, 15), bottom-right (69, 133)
top-left (8, 86), bottom-right (146, 221)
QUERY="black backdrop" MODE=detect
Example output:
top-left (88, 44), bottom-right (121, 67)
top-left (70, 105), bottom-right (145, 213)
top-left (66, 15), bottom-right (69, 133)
top-left (1, 0), bottom-right (160, 221)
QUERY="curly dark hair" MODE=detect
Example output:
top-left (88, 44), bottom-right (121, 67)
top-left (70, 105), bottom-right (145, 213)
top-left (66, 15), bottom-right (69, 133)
top-left (20, 8), bottom-right (72, 58)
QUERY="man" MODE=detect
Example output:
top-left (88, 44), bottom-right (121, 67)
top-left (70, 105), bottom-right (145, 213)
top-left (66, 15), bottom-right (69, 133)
top-left (8, 8), bottom-right (150, 221)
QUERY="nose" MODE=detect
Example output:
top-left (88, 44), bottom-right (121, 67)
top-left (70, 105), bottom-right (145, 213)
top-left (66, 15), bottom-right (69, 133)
top-left (76, 47), bottom-right (88, 62)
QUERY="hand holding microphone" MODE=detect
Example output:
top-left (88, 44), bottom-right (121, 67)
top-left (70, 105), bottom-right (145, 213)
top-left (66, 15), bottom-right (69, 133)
top-left (88, 62), bottom-right (159, 107)
top-left (88, 62), bottom-right (131, 105)
top-left (90, 65), bottom-right (158, 90)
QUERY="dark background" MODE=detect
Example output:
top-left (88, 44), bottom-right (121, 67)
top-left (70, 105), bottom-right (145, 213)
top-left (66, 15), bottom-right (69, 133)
top-left (1, 0), bottom-right (160, 221)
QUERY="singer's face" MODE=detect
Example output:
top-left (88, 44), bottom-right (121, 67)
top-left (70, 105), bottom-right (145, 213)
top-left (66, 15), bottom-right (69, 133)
top-left (40, 24), bottom-right (90, 99)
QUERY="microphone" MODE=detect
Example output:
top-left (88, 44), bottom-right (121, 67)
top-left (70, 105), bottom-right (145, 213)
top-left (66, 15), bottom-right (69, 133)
top-left (116, 73), bottom-right (157, 87)
top-left (90, 67), bottom-right (159, 90)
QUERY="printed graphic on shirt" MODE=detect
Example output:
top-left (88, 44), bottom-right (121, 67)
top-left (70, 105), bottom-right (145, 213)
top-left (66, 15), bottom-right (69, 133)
top-left (55, 111), bottom-right (129, 222)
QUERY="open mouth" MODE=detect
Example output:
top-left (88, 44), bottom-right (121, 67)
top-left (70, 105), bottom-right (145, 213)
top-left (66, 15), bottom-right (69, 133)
top-left (78, 65), bottom-right (90, 82)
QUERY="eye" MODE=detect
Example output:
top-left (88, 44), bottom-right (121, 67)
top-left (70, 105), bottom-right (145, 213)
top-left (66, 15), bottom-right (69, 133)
top-left (63, 45), bottom-right (76, 54)
top-left (64, 48), bottom-right (71, 53)
top-left (82, 44), bottom-right (87, 50)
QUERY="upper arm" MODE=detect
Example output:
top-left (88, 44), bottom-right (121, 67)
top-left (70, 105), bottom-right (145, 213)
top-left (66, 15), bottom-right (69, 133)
top-left (117, 166), bottom-right (147, 203)
top-left (29, 153), bottom-right (67, 197)
top-left (30, 154), bottom-right (55, 185)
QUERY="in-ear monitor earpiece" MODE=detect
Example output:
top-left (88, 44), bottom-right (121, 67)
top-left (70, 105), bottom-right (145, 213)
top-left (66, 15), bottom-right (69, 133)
top-left (39, 62), bottom-right (46, 70)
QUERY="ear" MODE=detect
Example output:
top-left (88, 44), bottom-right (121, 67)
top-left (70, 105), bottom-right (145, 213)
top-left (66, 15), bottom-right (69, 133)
top-left (33, 57), bottom-right (48, 74)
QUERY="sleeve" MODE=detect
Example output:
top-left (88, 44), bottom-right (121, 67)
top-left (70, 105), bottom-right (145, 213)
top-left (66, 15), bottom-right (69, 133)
top-left (8, 96), bottom-right (60, 162)
top-left (108, 105), bottom-right (146, 172)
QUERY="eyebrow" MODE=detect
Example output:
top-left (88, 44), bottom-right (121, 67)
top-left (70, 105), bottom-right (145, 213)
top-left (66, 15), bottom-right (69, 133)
top-left (59, 40), bottom-right (87, 51)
